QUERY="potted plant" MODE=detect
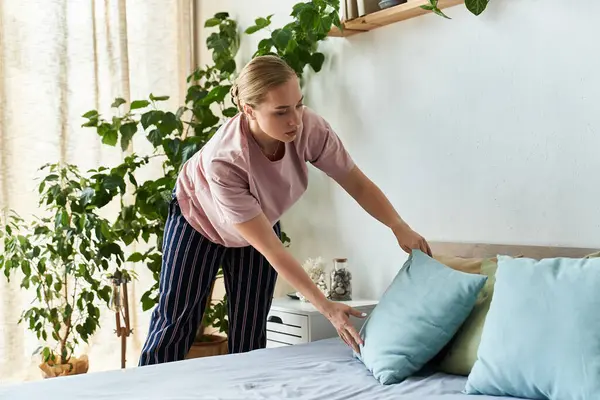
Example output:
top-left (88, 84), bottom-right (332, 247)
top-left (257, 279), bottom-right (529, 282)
top-left (0, 162), bottom-right (127, 378)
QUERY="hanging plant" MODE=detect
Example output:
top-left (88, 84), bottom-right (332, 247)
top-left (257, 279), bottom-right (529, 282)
top-left (422, 0), bottom-right (490, 18)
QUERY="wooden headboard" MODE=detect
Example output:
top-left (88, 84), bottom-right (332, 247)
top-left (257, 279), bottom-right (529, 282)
top-left (429, 241), bottom-right (598, 259)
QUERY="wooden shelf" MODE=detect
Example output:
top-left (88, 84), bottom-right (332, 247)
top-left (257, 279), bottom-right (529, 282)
top-left (328, 0), bottom-right (464, 37)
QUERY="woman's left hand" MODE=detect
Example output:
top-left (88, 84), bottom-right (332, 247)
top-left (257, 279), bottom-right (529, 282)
top-left (392, 222), bottom-right (432, 256)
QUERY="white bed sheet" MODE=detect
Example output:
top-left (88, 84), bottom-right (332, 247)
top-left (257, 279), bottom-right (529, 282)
top-left (0, 338), bottom-right (526, 400)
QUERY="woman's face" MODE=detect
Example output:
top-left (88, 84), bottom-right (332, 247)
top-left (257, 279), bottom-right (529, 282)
top-left (243, 76), bottom-right (304, 143)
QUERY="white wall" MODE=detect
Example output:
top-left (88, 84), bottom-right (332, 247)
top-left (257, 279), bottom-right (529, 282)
top-left (200, 0), bottom-right (600, 299)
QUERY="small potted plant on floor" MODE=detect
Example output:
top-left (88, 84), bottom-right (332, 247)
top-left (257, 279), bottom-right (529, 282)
top-left (0, 162), bottom-right (127, 378)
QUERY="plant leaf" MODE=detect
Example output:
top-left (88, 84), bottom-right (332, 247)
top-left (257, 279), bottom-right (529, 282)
top-left (21, 261), bottom-right (31, 277)
top-left (222, 107), bottom-right (238, 118)
top-left (204, 17), bottom-right (221, 27)
top-left (80, 187), bottom-right (95, 206)
top-left (149, 93), bottom-right (169, 102)
top-left (315, 15), bottom-right (333, 35)
top-left (102, 175), bottom-right (125, 192)
top-left (140, 292), bottom-right (156, 312)
top-left (298, 5), bottom-right (318, 31)
top-left (202, 86), bottom-right (231, 105)
top-left (245, 25), bottom-right (262, 34)
top-left (292, 2), bottom-right (309, 18)
top-left (147, 129), bottom-right (162, 147)
top-left (176, 106), bottom-right (187, 119)
top-left (82, 110), bottom-right (98, 118)
top-left (119, 122), bottom-right (138, 151)
top-left (310, 52), bottom-right (325, 72)
top-left (465, 0), bottom-right (488, 15)
top-left (181, 142), bottom-right (198, 164)
top-left (255, 17), bottom-right (271, 28)
top-left (111, 98), bottom-right (126, 108)
top-left (127, 252), bottom-right (144, 262)
top-left (186, 87), bottom-right (208, 104)
top-left (433, 7), bottom-right (451, 19)
top-left (331, 11), bottom-right (342, 30)
top-left (258, 38), bottom-right (273, 52)
top-left (100, 221), bottom-right (113, 240)
top-left (130, 100), bottom-right (150, 110)
top-left (102, 129), bottom-right (118, 146)
top-left (272, 29), bottom-right (293, 51)
top-left (157, 112), bottom-right (179, 134)
top-left (221, 59), bottom-right (236, 74)
top-left (141, 111), bottom-right (156, 130)
top-left (206, 33), bottom-right (228, 53)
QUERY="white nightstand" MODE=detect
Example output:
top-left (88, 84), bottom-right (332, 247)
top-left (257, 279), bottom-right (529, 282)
top-left (266, 297), bottom-right (378, 348)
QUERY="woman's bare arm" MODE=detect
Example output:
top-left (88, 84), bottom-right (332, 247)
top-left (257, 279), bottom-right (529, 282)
top-left (236, 213), bottom-right (329, 310)
top-left (337, 165), bottom-right (431, 255)
top-left (233, 212), bottom-right (365, 353)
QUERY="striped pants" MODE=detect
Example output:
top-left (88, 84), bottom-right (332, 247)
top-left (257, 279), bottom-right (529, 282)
top-left (138, 192), bottom-right (280, 366)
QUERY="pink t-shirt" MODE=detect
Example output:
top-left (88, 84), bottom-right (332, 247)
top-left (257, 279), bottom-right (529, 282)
top-left (175, 106), bottom-right (355, 248)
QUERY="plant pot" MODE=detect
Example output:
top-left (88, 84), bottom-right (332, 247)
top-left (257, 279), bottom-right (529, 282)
top-left (39, 354), bottom-right (89, 379)
top-left (185, 334), bottom-right (228, 359)
top-left (379, 0), bottom-right (408, 9)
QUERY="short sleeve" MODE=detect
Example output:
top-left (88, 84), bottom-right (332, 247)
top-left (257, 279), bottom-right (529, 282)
top-left (304, 109), bottom-right (355, 182)
top-left (207, 160), bottom-right (262, 224)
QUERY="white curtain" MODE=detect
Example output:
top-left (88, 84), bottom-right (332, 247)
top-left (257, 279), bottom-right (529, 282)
top-left (0, 0), bottom-right (195, 383)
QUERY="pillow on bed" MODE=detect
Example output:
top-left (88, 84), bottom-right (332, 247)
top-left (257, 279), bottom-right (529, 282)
top-left (354, 250), bottom-right (487, 385)
top-left (436, 258), bottom-right (497, 376)
top-left (465, 255), bottom-right (600, 400)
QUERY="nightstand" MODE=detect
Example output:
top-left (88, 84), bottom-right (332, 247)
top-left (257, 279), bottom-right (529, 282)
top-left (266, 297), bottom-right (378, 348)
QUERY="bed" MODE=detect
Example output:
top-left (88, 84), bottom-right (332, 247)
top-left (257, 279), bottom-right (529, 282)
top-left (0, 242), bottom-right (595, 400)
top-left (0, 337), bottom-right (519, 400)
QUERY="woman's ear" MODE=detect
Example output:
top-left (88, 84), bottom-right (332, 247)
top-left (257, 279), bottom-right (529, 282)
top-left (243, 104), bottom-right (256, 120)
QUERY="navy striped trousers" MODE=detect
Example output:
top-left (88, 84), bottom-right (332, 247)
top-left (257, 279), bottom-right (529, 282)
top-left (138, 192), bottom-right (280, 366)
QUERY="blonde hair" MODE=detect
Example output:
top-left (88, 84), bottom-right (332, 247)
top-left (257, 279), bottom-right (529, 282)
top-left (230, 55), bottom-right (297, 112)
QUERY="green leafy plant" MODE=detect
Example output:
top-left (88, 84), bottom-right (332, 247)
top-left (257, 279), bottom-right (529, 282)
top-left (0, 163), bottom-right (128, 365)
top-left (80, 13), bottom-right (242, 314)
top-left (465, 0), bottom-right (489, 16)
top-left (80, 1), bottom-right (339, 343)
top-left (245, 0), bottom-right (342, 76)
top-left (422, 0), bottom-right (490, 18)
top-left (421, 0), bottom-right (451, 19)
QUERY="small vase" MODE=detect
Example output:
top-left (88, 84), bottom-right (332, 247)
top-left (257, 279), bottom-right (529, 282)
top-left (329, 258), bottom-right (352, 301)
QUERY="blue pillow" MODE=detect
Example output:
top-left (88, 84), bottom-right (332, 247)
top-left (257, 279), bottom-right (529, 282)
top-left (355, 250), bottom-right (487, 385)
top-left (465, 255), bottom-right (600, 400)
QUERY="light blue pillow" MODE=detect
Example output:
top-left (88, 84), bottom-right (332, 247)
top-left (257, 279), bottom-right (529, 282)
top-left (465, 255), bottom-right (600, 400)
top-left (355, 250), bottom-right (487, 385)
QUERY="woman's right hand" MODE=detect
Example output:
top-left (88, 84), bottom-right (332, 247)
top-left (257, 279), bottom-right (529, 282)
top-left (321, 300), bottom-right (367, 354)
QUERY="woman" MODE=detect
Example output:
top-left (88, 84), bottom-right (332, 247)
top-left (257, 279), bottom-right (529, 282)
top-left (138, 55), bottom-right (431, 366)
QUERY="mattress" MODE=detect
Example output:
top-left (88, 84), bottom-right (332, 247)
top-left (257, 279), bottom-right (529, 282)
top-left (0, 338), bottom-right (525, 399)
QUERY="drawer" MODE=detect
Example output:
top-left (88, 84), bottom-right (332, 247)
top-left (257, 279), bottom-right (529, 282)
top-left (266, 310), bottom-right (308, 341)
top-left (267, 331), bottom-right (306, 345)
